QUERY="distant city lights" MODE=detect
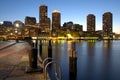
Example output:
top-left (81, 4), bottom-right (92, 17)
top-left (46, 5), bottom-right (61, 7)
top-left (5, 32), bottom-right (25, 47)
top-left (0, 22), bottom-right (3, 25)
top-left (15, 23), bottom-right (19, 27)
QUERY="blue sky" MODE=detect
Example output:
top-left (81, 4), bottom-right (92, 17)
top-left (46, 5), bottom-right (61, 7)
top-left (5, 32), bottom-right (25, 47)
top-left (0, 0), bottom-right (120, 33)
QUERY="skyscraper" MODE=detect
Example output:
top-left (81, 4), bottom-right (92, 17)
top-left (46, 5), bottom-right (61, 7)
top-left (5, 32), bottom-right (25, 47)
top-left (39, 4), bottom-right (50, 32)
top-left (103, 12), bottom-right (113, 36)
top-left (39, 4), bottom-right (47, 22)
top-left (87, 14), bottom-right (96, 35)
top-left (52, 10), bottom-right (61, 31)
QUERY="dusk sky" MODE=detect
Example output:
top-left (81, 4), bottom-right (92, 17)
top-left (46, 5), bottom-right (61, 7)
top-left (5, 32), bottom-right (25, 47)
top-left (0, 0), bottom-right (120, 33)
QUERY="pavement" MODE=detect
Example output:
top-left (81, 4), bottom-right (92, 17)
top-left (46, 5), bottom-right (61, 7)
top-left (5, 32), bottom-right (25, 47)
top-left (0, 41), bottom-right (16, 50)
top-left (0, 41), bottom-right (50, 80)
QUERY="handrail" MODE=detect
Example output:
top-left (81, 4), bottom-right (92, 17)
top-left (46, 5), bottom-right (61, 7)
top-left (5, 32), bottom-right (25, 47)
top-left (42, 58), bottom-right (53, 79)
top-left (45, 61), bottom-right (62, 80)
top-left (36, 39), bottom-right (62, 80)
top-left (37, 57), bottom-right (53, 77)
top-left (38, 57), bottom-right (53, 68)
top-left (37, 52), bottom-right (43, 64)
top-left (42, 57), bottom-right (53, 67)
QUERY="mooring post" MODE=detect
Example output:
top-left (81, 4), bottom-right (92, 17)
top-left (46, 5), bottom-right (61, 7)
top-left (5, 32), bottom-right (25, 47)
top-left (69, 42), bottom-right (77, 80)
top-left (16, 38), bottom-right (18, 43)
top-left (29, 48), bottom-right (38, 69)
top-left (26, 48), bottom-right (43, 73)
top-left (35, 39), bottom-right (38, 48)
top-left (39, 40), bottom-right (42, 55)
top-left (48, 40), bottom-right (52, 58)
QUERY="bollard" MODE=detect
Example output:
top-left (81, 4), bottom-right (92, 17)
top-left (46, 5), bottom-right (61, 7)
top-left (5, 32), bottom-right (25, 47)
top-left (29, 48), bottom-right (38, 69)
top-left (32, 41), bottom-right (34, 48)
top-left (39, 40), bottom-right (42, 55)
top-left (48, 40), bottom-right (52, 60)
top-left (35, 40), bottom-right (38, 48)
top-left (69, 50), bottom-right (77, 80)
top-left (26, 48), bottom-right (43, 73)
top-left (16, 39), bottom-right (19, 43)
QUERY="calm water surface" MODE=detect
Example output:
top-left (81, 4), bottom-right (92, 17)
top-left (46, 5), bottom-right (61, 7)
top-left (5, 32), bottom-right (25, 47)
top-left (41, 40), bottom-right (120, 80)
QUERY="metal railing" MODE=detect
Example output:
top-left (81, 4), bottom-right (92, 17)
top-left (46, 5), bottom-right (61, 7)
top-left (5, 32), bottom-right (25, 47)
top-left (35, 39), bottom-right (62, 80)
top-left (38, 57), bottom-right (62, 80)
top-left (45, 61), bottom-right (62, 80)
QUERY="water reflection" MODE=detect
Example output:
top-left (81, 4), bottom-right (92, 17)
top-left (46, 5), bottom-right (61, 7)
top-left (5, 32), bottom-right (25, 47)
top-left (39, 40), bottom-right (120, 80)
top-left (87, 41), bottom-right (95, 56)
top-left (102, 40), bottom-right (113, 80)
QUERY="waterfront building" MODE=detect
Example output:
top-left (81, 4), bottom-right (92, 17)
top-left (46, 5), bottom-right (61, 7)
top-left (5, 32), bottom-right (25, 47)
top-left (13, 20), bottom-right (24, 37)
top-left (13, 20), bottom-right (24, 28)
top-left (73, 24), bottom-right (83, 32)
top-left (1, 21), bottom-right (13, 27)
top-left (39, 4), bottom-right (50, 32)
top-left (24, 16), bottom-right (39, 37)
top-left (87, 14), bottom-right (96, 36)
top-left (0, 25), bottom-right (6, 35)
top-left (52, 10), bottom-right (61, 31)
top-left (63, 21), bottom-right (74, 30)
top-left (103, 12), bottom-right (113, 37)
top-left (0, 21), bottom-right (13, 35)
top-left (25, 16), bottom-right (36, 25)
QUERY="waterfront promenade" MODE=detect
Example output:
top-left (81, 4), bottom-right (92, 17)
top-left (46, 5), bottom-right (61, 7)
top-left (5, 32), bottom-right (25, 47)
top-left (0, 41), bottom-right (47, 80)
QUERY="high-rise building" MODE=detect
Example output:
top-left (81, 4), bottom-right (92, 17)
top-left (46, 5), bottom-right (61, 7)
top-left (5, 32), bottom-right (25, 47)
top-left (39, 5), bottom-right (47, 22)
top-left (103, 12), bottom-right (113, 36)
top-left (87, 14), bottom-right (96, 34)
top-left (52, 10), bottom-right (61, 31)
top-left (39, 4), bottom-right (50, 32)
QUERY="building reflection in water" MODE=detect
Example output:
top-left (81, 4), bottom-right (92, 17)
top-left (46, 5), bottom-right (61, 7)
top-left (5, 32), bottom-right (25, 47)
top-left (87, 40), bottom-right (95, 56)
top-left (68, 41), bottom-right (77, 80)
top-left (102, 40), bottom-right (113, 80)
top-left (103, 40), bottom-right (112, 60)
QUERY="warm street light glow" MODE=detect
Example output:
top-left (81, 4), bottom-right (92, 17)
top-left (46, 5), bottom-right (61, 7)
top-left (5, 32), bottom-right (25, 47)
top-left (32, 37), bottom-right (37, 39)
top-left (15, 23), bottom-right (19, 27)
top-left (10, 33), bottom-right (13, 35)
top-left (15, 30), bottom-right (18, 33)
top-left (32, 40), bottom-right (36, 43)
top-left (0, 22), bottom-right (3, 25)
top-left (67, 34), bottom-right (73, 39)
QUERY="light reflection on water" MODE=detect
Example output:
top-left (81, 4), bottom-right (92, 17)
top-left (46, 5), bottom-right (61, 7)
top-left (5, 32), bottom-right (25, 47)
top-left (40, 40), bottom-right (120, 80)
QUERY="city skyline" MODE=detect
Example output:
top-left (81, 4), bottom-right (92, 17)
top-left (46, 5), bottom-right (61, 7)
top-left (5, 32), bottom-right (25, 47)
top-left (0, 0), bottom-right (120, 33)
